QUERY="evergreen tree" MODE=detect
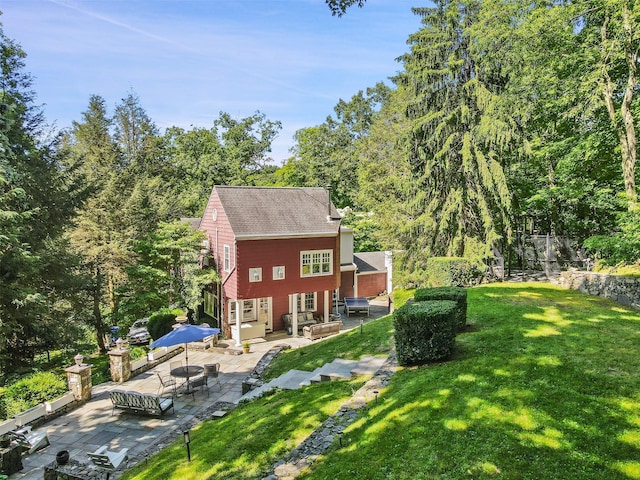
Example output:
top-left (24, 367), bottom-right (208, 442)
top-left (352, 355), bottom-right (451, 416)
top-left (65, 95), bottom-right (131, 352)
top-left (399, 0), bottom-right (512, 259)
top-left (0, 24), bottom-right (83, 371)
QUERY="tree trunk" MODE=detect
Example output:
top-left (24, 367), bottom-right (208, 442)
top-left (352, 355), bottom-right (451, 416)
top-left (601, 8), bottom-right (638, 210)
top-left (94, 266), bottom-right (107, 354)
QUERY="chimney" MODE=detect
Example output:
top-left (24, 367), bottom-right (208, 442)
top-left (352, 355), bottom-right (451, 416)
top-left (326, 185), bottom-right (332, 217)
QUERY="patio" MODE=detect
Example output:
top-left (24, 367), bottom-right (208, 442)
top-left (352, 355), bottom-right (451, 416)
top-left (7, 296), bottom-right (390, 479)
top-left (8, 336), bottom-right (311, 479)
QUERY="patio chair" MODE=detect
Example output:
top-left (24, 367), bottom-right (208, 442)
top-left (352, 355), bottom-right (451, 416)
top-left (9, 426), bottom-right (49, 454)
top-left (156, 372), bottom-right (177, 397)
top-left (189, 374), bottom-right (209, 397)
top-left (88, 445), bottom-right (128, 479)
top-left (204, 363), bottom-right (221, 390)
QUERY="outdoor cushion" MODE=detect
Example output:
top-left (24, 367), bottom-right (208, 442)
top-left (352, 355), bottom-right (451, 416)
top-left (109, 389), bottom-right (173, 416)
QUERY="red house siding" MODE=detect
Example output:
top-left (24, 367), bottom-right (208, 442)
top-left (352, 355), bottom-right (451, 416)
top-left (237, 237), bottom-right (340, 329)
top-left (200, 188), bottom-right (341, 334)
top-left (357, 272), bottom-right (387, 298)
top-left (340, 271), bottom-right (355, 299)
top-left (236, 237), bottom-right (339, 299)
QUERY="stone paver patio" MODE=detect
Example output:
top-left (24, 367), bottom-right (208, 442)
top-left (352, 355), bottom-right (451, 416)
top-left (7, 298), bottom-right (391, 479)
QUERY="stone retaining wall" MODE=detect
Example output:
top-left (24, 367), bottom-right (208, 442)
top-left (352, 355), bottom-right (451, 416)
top-left (558, 271), bottom-right (640, 309)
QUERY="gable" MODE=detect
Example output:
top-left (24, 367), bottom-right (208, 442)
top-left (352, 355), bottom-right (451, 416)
top-left (214, 186), bottom-right (341, 239)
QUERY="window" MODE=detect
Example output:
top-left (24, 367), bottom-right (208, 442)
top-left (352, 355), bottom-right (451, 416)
top-left (249, 268), bottom-right (262, 282)
top-left (203, 291), bottom-right (218, 320)
top-left (273, 266), bottom-right (285, 280)
top-left (223, 245), bottom-right (231, 272)
top-left (300, 249), bottom-right (333, 277)
top-left (228, 299), bottom-right (256, 323)
top-left (297, 292), bottom-right (317, 312)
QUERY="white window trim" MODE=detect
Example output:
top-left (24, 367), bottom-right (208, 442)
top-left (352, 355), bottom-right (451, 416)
top-left (300, 249), bottom-right (333, 277)
top-left (273, 266), bottom-right (285, 280)
top-left (300, 292), bottom-right (317, 312)
top-left (228, 299), bottom-right (257, 323)
top-left (249, 267), bottom-right (262, 282)
top-left (223, 244), bottom-right (231, 272)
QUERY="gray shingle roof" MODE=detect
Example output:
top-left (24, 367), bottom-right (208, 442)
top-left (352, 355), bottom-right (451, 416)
top-left (215, 186), bottom-right (341, 238)
top-left (354, 252), bottom-right (387, 273)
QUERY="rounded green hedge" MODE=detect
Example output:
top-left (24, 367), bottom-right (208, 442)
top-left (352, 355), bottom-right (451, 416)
top-left (414, 286), bottom-right (467, 331)
top-left (147, 308), bottom-right (182, 341)
top-left (393, 300), bottom-right (457, 366)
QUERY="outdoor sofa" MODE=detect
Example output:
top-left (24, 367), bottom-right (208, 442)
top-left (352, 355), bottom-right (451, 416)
top-left (109, 389), bottom-right (174, 416)
top-left (282, 311), bottom-right (317, 334)
top-left (303, 320), bottom-right (342, 340)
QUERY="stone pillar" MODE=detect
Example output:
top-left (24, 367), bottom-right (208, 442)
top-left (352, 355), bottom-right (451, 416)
top-left (108, 341), bottom-right (131, 383)
top-left (64, 363), bottom-right (92, 402)
top-left (0, 442), bottom-right (23, 475)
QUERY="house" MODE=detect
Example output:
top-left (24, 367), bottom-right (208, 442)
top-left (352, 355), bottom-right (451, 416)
top-left (336, 224), bottom-right (391, 299)
top-left (199, 186), bottom-right (342, 345)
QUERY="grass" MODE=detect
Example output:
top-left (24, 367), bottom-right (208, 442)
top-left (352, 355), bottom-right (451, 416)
top-left (300, 283), bottom-right (640, 479)
top-left (121, 283), bottom-right (640, 479)
top-left (262, 312), bottom-right (394, 381)
top-left (121, 378), bottom-right (366, 480)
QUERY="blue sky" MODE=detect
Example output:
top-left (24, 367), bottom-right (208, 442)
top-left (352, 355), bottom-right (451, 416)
top-left (0, 0), bottom-right (423, 164)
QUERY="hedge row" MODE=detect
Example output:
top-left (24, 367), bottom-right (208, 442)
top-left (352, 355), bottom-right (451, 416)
top-left (393, 300), bottom-right (457, 366)
top-left (425, 257), bottom-right (483, 287)
top-left (414, 286), bottom-right (467, 331)
top-left (0, 371), bottom-right (67, 419)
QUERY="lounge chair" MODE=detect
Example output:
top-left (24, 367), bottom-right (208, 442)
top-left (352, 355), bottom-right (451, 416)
top-left (88, 445), bottom-right (128, 478)
top-left (9, 426), bottom-right (50, 454)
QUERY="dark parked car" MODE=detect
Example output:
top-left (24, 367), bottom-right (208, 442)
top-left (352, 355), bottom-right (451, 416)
top-left (127, 318), bottom-right (150, 345)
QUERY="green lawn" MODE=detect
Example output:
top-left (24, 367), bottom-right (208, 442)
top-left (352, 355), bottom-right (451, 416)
top-left (122, 283), bottom-right (640, 479)
top-left (301, 283), bottom-right (640, 479)
top-left (121, 378), bottom-right (366, 480)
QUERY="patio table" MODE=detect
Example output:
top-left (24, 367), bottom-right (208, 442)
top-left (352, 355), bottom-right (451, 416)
top-left (170, 365), bottom-right (204, 395)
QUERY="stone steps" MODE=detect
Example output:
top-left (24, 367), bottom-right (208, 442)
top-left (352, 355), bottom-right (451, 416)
top-left (237, 356), bottom-right (387, 403)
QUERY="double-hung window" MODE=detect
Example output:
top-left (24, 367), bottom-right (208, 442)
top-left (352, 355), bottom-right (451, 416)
top-left (223, 244), bottom-right (231, 272)
top-left (300, 249), bottom-right (333, 277)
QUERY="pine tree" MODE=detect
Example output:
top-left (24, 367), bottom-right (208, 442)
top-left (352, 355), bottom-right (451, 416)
top-left (399, 0), bottom-right (512, 259)
top-left (0, 25), bottom-right (83, 371)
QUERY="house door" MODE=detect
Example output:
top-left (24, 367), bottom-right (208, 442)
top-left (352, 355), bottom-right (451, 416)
top-left (259, 297), bottom-right (272, 333)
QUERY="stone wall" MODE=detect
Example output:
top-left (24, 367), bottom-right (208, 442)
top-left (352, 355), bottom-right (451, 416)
top-left (558, 271), bottom-right (640, 309)
top-left (43, 459), bottom-right (101, 479)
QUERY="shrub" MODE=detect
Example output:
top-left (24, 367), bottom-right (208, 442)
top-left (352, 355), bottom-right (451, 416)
top-left (584, 209), bottom-right (640, 266)
top-left (426, 257), bottom-right (483, 287)
top-left (393, 300), bottom-right (457, 366)
top-left (147, 308), bottom-right (181, 341)
top-left (129, 346), bottom-right (147, 361)
top-left (414, 286), bottom-right (467, 331)
top-left (1, 372), bottom-right (67, 419)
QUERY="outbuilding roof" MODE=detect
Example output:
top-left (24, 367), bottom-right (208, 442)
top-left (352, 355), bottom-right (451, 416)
top-left (354, 251), bottom-right (388, 273)
top-left (214, 186), bottom-right (341, 239)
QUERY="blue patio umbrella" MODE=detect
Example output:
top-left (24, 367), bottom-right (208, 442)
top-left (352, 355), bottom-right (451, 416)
top-left (151, 324), bottom-right (220, 368)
